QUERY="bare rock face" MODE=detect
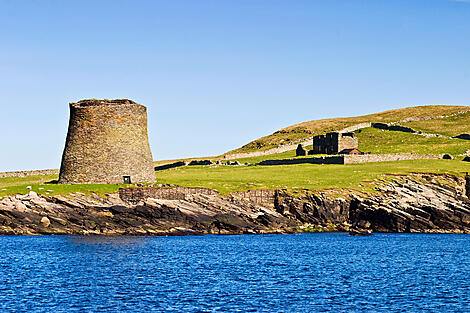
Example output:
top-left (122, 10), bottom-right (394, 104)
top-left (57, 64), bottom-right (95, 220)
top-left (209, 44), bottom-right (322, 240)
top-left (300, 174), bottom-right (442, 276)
top-left (0, 173), bottom-right (469, 235)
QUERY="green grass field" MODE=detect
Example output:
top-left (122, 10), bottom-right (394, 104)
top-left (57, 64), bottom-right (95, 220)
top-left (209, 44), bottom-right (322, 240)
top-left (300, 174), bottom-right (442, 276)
top-left (0, 175), bottom-right (129, 198)
top-left (357, 128), bottom-right (470, 155)
top-left (1, 159), bottom-right (469, 197)
top-left (154, 159), bottom-right (469, 194)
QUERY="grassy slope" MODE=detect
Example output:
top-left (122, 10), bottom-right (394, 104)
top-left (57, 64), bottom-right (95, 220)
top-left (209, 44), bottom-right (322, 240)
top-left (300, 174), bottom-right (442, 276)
top-left (400, 112), bottom-right (470, 137)
top-left (154, 160), bottom-right (469, 194)
top-left (229, 105), bottom-right (469, 154)
top-left (2, 105), bottom-right (469, 197)
top-left (357, 128), bottom-right (470, 155)
top-left (0, 175), bottom-right (130, 198)
top-left (3, 158), bottom-right (469, 197)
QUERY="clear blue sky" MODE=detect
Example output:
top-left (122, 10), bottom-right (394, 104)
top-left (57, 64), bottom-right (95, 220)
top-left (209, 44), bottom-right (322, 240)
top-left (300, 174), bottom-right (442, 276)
top-left (1, 0), bottom-right (469, 172)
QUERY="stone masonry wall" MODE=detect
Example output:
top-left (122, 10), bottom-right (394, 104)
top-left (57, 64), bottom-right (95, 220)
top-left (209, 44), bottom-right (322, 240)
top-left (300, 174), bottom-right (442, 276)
top-left (119, 187), bottom-right (276, 208)
top-left (343, 153), bottom-right (443, 164)
top-left (59, 99), bottom-right (155, 184)
top-left (257, 153), bottom-right (443, 166)
top-left (258, 156), bottom-right (344, 165)
top-left (224, 123), bottom-right (373, 160)
top-left (0, 169), bottom-right (59, 179)
top-left (119, 186), bottom-right (219, 202)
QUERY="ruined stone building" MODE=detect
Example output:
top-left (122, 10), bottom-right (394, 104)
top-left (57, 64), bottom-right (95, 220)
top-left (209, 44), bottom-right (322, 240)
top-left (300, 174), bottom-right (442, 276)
top-left (59, 99), bottom-right (156, 184)
top-left (311, 132), bottom-right (359, 155)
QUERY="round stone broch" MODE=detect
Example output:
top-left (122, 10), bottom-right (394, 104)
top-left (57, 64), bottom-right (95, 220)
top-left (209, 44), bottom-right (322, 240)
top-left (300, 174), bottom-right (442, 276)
top-left (58, 99), bottom-right (156, 184)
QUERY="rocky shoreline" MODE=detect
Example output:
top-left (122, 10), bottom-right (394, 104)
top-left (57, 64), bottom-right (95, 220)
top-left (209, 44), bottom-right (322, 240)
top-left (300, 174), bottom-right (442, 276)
top-left (0, 173), bottom-right (469, 235)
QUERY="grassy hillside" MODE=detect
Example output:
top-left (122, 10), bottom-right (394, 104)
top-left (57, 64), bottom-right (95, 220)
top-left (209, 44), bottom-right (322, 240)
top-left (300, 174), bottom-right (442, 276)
top-left (2, 105), bottom-right (469, 198)
top-left (154, 159), bottom-right (469, 194)
top-left (2, 159), bottom-right (469, 197)
top-left (0, 175), bottom-right (130, 198)
top-left (357, 128), bottom-right (470, 155)
top-left (229, 105), bottom-right (470, 154)
top-left (400, 112), bottom-right (470, 137)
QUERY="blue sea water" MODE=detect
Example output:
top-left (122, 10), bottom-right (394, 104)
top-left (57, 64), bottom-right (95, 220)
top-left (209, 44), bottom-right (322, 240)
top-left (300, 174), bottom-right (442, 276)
top-left (0, 233), bottom-right (469, 312)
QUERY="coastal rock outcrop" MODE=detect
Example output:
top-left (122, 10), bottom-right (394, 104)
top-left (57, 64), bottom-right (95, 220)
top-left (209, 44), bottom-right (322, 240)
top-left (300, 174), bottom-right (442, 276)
top-left (0, 173), bottom-right (469, 235)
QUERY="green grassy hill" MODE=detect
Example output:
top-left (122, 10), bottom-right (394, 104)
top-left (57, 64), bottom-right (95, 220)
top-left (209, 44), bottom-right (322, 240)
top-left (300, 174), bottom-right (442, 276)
top-left (228, 105), bottom-right (470, 154)
top-left (2, 105), bottom-right (469, 198)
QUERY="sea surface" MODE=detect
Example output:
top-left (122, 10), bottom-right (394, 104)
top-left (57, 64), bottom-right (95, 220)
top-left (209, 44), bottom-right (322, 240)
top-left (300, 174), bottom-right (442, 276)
top-left (0, 233), bottom-right (469, 312)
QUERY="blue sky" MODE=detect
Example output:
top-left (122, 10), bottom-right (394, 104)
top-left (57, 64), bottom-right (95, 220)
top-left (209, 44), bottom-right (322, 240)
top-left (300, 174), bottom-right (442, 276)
top-left (1, 0), bottom-right (469, 171)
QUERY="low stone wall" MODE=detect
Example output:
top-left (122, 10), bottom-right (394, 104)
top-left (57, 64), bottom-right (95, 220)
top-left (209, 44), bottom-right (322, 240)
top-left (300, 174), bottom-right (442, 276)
top-left (338, 122), bottom-right (372, 133)
top-left (0, 169), bottom-right (59, 178)
top-left (453, 134), bottom-right (470, 140)
top-left (257, 153), bottom-right (443, 166)
top-left (232, 190), bottom-right (276, 208)
top-left (258, 156), bottom-right (344, 166)
top-left (343, 153), bottom-right (443, 164)
top-left (119, 187), bottom-right (219, 202)
top-left (119, 186), bottom-right (277, 208)
top-left (154, 161), bottom-right (188, 171)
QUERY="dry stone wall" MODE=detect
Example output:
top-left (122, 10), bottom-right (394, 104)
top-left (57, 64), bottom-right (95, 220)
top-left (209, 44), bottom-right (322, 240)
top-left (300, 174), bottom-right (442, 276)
top-left (257, 154), bottom-right (443, 166)
top-left (343, 153), bottom-right (443, 164)
top-left (232, 190), bottom-right (276, 208)
top-left (59, 99), bottom-right (155, 184)
top-left (119, 187), bottom-right (219, 202)
top-left (119, 187), bottom-right (276, 208)
top-left (0, 169), bottom-right (59, 179)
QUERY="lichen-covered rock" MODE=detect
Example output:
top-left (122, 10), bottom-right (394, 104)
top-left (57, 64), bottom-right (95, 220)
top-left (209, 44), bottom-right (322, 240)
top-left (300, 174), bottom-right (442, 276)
top-left (58, 99), bottom-right (155, 184)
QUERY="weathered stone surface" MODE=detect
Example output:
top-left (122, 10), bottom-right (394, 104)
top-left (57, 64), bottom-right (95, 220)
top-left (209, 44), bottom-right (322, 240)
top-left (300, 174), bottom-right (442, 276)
top-left (312, 132), bottom-right (358, 155)
top-left (58, 99), bottom-right (155, 184)
top-left (40, 216), bottom-right (50, 227)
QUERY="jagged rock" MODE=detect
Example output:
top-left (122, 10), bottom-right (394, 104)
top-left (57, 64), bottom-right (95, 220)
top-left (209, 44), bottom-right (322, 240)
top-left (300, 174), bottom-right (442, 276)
top-left (0, 173), bottom-right (469, 235)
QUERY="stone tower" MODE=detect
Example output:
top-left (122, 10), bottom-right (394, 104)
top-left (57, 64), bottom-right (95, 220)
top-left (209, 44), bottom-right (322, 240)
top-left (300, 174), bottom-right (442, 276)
top-left (59, 99), bottom-right (155, 184)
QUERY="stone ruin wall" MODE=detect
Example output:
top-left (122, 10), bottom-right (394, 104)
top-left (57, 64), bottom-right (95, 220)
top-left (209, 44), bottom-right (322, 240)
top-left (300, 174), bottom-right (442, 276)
top-left (119, 187), bottom-right (276, 208)
top-left (224, 123), bottom-right (374, 160)
top-left (337, 133), bottom-right (359, 152)
top-left (119, 187), bottom-right (219, 201)
top-left (343, 153), bottom-right (443, 164)
top-left (257, 153), bottom-right (444, 166)
top-left (59, 99), bottom-right (155, 184)
top-left (0, 169), bottom-right (59, 179)
top-left (338, 123), bottom-right (372, 133)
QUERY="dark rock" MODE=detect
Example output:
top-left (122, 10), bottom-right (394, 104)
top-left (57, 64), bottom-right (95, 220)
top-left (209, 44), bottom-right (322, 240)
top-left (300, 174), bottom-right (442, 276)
top-left (453, 134), bottom-right (470, 140)
top-left (154, 161), bottom-right (187, 171)
top-left (296, 144), bottom-right (307, 157)
top-left (188, 160), bottom-right (214, 166)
